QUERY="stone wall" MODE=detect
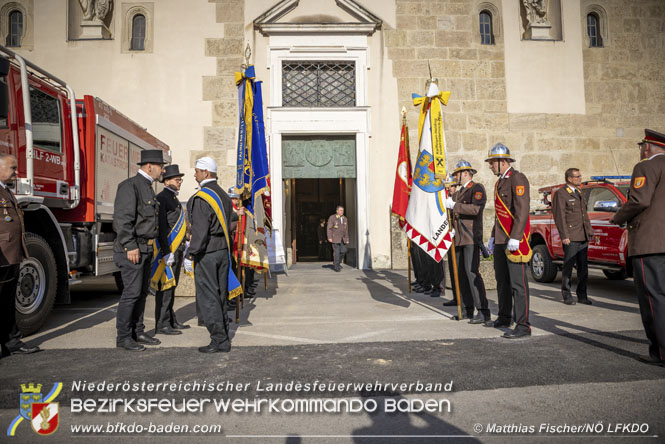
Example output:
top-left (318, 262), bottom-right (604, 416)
top-left (387, 0), bottom-right (665, 268)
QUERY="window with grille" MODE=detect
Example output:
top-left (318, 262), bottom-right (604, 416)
top-left (29, 87), bottom-right (62, 153)
top-left (586, 13), bottom-right (602, 48)
top-left (7, 10), bottom-right (22, 47)
top-left (479, 11), bottom-right (494, 45)
top-left (131, 14), bottom-right (146, 50)
top-left (282, 61), bottom-right (356, 107)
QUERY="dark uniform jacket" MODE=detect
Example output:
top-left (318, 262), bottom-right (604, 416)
top-left (0, 185), bottom-right (29, 266)
top-left (186, 180), bottom-right (234, 260)
top-left (327, 214), bottom-right (349, 244)
top-left (452, 181), bottom-right (486, 247)
top-left (113, 173), bottom-right (160, 254)
top-left (156, 187), bottom-right (185, 254)
top-left (612, 154), bottom-right (665, 257)
top-left (552, 185), bottom-right (594, 242)
top-left (492, 167), bottom-right (530, 244)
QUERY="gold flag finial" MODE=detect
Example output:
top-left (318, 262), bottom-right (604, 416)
top-left (401, 106), bottom-right (407, 119)
top-left (241, 43), bottom-right (252, 68)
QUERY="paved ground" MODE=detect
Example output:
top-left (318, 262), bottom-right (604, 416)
top-left (1, 263), bottom-right (663, 443)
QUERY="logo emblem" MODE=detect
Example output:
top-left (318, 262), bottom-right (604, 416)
top-left (634, 176), bottom-right (646, 189)
top-left (474, 191), bottom-right (483, 200)
top-left (515, 185), bottom-right (525, 196)
top-left (19, 383), bottom-right (42, 421)
top-left (31, 403), bottom-right (59, 435)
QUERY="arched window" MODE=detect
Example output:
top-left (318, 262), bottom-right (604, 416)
top-left (586, 13), bottom-right (602, 48)
top-left (6, 9), bottom-right (22, 47)
top-left (130, 14), bottom-right (146, 50)
top-left (479, 11), bottom-right (494, 45)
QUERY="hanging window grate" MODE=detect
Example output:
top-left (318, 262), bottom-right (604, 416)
top-left (282, 61), bottom-right (356, 107)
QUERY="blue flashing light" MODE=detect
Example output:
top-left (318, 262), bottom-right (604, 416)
top-left (590, 176), bottom-right (632, 181)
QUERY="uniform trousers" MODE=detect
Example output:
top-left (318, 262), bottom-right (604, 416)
top-left (421, 251), bottom-right (444, 290)
top-left (195, 249), bottom-right (230, 350)
top-left (561, 241), bottom-right (589, 300)
top-left (155, 248), bottom-right (184, 329)
top-left (114, 251), bottom-right (152, 342)
top-left (0, 265), bottom-right (23, 352)
top-left (456, 244), bottom-right (489, 319)
top-left (494, 245), bottom-right (531, 332)
top-left (633, 254), bottom-right (665, 361)
top-left (410, 241), bottom-right (424, 286)
top-left (333, 243), bottom-right (347, 269)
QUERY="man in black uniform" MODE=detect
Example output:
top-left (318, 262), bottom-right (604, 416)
top-left (184, 157), bottom-right (236, 353)
top-left (611, 129), bottom-right (665, 366)
top-left (154, 164), bottom-right (190, 335)
top-left (113, 149), bottom-right (165, 351)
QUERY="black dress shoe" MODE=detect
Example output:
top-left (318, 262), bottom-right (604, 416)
top-left (10, 344), bottom-right (41, 355)
top-left (423, 287), bottom-right (434, 295)
top-left (116, 339), bottom-right (145, 352)
top-left (135, 333), bottom-right (161, 345)
top-left (578, 298), bottom-right (593, 305)
top-left (503, 329), bottom-right (531, 339)
top-left (198, 344), bottom-right (231, 353)
top-left (430, 290), bottom-right (441, 297)
top-left (468, 315), bottom-right (487, 325)
top-left (415, 286), bottom-right (427, 293)
top-left (563, 298), bottom-right (576, 305)
top-left (442, 299), bottom-right (458, 306)
top-left (637, 355), bottom-right (665, 367)
top-left (491, 319), bottom-right (512, 328)
top-left (156, 326), bottom-right (182, 335)
top-left (172, 321), bottom-right (190, 330)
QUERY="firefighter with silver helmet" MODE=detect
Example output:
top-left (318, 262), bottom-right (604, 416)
top-left (485, 143), bottom-right (533, 339)
top-left (443, 159), bottom-right (491, 325)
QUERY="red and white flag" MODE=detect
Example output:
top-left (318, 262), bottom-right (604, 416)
top-left (391, 117), bottom-right (412, 227)
top-left (402, 82), bottom-right (453, 262)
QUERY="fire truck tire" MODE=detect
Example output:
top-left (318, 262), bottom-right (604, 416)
top-left (113, 271), bottom-right (124, 293)
top-left (530, 244), bottom-right (557, 283)
top-left (603, 269), bottom-right (627, 280)
top-left (15, 233), bottom-right (58, 336)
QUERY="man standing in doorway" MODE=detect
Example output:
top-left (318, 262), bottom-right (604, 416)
top-left (552, 168), bottom-right (594, 305)
top-left (327, 205), bottom-right (349, 272)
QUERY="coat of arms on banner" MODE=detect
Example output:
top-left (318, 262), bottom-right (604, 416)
top-left (31, 402), bottom-right (59, 435)
top-left (19, 383), bottom-right (43, 421)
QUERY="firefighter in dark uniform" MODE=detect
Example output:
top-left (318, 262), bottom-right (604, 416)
top-left (113, 149), bottom-right (165, 351)
top-left (0, 153), bottom-right (40, 357)
top-left (327, 205), bottom-right (349, 272)
top-left (611, 128), bottom-right (665, 367)
top-left (486, 143), bottom-right (532, 339)
top-left (444, 160), bottom-right (491, 324)
top-left (184, 157), bottom-right (235, 353)
top-left (154, 164), bottom-right (190, 335)
top-left (552, 168), bottom-right (595, 305)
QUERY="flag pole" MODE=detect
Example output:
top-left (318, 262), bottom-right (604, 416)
top-left (401, 106), bottom-right (412, 294)
top-left (445, 184), bottom-right (464, 321)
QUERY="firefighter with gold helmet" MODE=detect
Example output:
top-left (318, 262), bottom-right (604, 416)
top-left (485, 143), bottom-right (533, 339)
top-left (443, 159), bottom-right (491, 325)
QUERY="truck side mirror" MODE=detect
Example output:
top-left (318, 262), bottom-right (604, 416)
top-left (0, 56), bottom-right (9, 122)
top-left (593, 200), bottom-right (618, 212)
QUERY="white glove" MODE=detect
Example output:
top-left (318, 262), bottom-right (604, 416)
top-left (444, 196), bottom-right (455, 209)
top-left (487, 237), bottom-right (494, 254)
top-left (507, 238), bottom-right (520, 252)
top-left (184, 259), bottom-right (194, 273)
top-left (450, 228), bottom-right (456, 239)
top-left (164, 253), bottom-right (175, 267)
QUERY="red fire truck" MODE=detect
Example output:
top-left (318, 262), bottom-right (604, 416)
top-left (0, 46), bottom-right (170, 334)
top-left (529, 176), bottom-right (631, 283)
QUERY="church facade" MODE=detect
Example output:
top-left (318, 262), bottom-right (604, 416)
top-left (3, 0), bottom-right (664, 269)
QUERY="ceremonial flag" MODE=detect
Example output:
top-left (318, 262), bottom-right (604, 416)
top-left (391, 116), bottom-right (412, 227)
top-left (402, 82), bottom-right (453, 262)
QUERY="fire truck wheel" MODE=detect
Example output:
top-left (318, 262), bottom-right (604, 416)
top-left (113, 271), bottom-right (124, 293)
top-left (15, 233), bottom-right (58, 336)
top-left (530, 244), bottom-right (557, 283)
top-left (602, 269), bottom-right (627, 280)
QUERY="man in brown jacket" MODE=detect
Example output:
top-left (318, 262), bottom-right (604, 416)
top-left (552, 168), bottom-right (595, 305)
top-left (485, 143), bottom-right (532, 339)
top-left (444, 160), bottom-right (490, 324)
top-left (611, 128), bottom-right (665, 367)
top-left (327, 205), bottom-right (349, 272)
top-left (0, 153), bottom-right (40, 357)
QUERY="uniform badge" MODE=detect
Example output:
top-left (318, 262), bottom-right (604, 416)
top-left (515, 185), bottom-right (525, 196)
top-left (31, 402), bottom-right (59, 435)
top-left (633, 176), bottom-right (646, 189)
top-left (474, 191), bottom-right (483, 200)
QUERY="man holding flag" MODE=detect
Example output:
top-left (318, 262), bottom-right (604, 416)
top-left (184, 157), bottom-right (242, 353)
top-left (402, 79), bottom-right (454, 302)
top-left (485, 143), bottom-right (533, 339)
